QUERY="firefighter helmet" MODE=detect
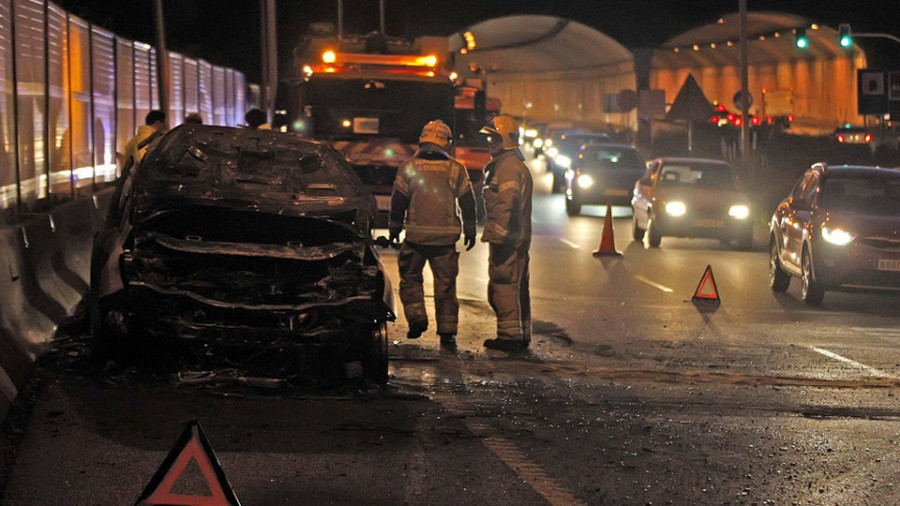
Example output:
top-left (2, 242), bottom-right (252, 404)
top-left (419, 120), bottom-right (452, 149)
top-left (479, 115), bottom-right (519, 150)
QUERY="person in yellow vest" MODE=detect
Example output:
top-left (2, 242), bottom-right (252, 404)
top-left (122, 110), bottom-right (167, 171)
top-left (479, 115), bottom-right (533, 352)
top-left (389, 120), bottom-right (477, 348)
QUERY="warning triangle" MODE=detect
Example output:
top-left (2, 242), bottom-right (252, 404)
top-left (692, 264), bottom-right (720, 304)
top-left (135, 420), bottom-right (241, 506)
top-left (665, 74), bottom-right (715, 122)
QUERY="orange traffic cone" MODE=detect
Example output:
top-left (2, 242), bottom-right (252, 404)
top-left (593, 203), bottom-right (622, 257)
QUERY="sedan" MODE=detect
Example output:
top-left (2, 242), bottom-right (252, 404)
top-left (632, 157), bottom-right (753, 249)
top-left (546, 130), bottom-right (612, 193)
top-left (565, 143), bottom-right (645, 215)
top-left (769, 163), bottom-right (900, 305)
top-left (89, 124), bottom-right (395, 382)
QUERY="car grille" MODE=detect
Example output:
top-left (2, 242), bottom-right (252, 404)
top-left (859, 237), bottom-right (900, 252)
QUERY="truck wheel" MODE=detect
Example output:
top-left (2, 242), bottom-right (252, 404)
top-left (364, 322), bottom-right (389, 385)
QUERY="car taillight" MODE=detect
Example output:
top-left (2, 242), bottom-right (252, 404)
top-left (837, 134), bottom-right (845, 143)
top-left (787, 114), bottom-right (794, 123)
top-left (711, 116), bottom-right (720, 124)
top-left (864, 134), bottom-right (872, 143)
top-left (751, 116), bottom-right (760, 126)
top-left (734, 117), bottom-right (743, 127)
top-left (767, 116), bottom-right (774, 124)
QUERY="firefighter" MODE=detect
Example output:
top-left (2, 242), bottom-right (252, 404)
top-left (479, 115), bottom-right (533, 351)
top-left (389, 120), bottom-right (477, 348)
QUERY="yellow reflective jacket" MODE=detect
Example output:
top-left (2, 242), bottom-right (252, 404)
top-left (481, 149), bottom-right (532, 245)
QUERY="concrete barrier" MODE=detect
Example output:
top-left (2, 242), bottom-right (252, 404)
top-left (0, 191), bottom-right (112, 421)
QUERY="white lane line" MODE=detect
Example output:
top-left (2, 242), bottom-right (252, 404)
top-left (810, 346), bottom-right (894, 378)
top-left (559, 238), bottom-right (581, 249)
top-left (633, 275), bottom-right (674, 293)
top-left (850, 327), bottom-right (900, 335)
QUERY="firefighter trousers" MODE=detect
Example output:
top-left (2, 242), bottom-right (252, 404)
top-left (398, 242), bottom-right (460, 335)
top-left (488, 242), bottom-right (532, 342)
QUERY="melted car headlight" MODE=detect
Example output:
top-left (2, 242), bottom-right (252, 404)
top-left (728, 204), bottom-right (750, 219)
top-left (822, 227), bottom-right (854, 245)
top-left (547, 147), bottom-right (559, 158)
top-left (665, 201), bottom-right (686, 216)
top-left (556, 155), bottom-right (572, 169)
top-left (577, 174), bottom-right (594, 188)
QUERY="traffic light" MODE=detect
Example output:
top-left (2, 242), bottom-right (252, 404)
top-left (795, 27), bottom-right (808, 49)
top-left (838, 23), bottom-right (852, 48)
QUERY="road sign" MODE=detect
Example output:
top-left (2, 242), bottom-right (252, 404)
top-left (733, 90), bottom-right (753, 111)
top-left (857, 69), bottom-right (889, 115)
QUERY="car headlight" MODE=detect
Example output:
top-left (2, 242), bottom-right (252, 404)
top-left (728, 204), bottom-right (750, 219)
top-left (525, 129), bottom-right (538, 138)
top-left (822, 227), bottom-right (855, 245)
top-left (547, 147), bottom-right (558, 158)
top-left (665, 201), bottom-right (686, 216)
top-left (576, 174), bottom-right (594, 188)
top-left (556, 155), bottom-right (571, 169)
top-left (544, 139), bottom-right (553, 147)
top-left (533, 138), bottom-right (543, 148)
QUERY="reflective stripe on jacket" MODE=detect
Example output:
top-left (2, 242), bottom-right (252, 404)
top-left (390, 150), bottom-right (473, 246)
top-left (481, 149), bottom-right (532, 245)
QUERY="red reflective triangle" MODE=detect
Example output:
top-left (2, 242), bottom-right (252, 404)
top-left (136, 421), bottom-right (241, 506)
top-left (692, 265), bottom-right (720, 302)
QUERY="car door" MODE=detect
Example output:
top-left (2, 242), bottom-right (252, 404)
top-left (632, 160), bottom-right (659, 229)
top-left (780, 171), bottom-right (819, 273)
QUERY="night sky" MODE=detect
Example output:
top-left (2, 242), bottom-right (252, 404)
top-left (58, 0), bottom-right (900, 83)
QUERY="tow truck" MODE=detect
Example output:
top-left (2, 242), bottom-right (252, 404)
top-left (279, 44), bottom-right (455, 226)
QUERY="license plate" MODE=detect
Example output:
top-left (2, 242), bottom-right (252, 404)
top-left (877, 258), bottom-right (900, 271)
top-left (605, 189), bottom-right (630, 197)
top-left (693, 219), bottom-right (724, 228)
top-left (375, 195), bottom-right (391, 211)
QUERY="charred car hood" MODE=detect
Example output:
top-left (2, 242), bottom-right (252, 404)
top-left (134, 124), bottom-right (376, 235)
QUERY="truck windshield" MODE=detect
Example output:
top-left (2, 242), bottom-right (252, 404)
top-left (305, 75), bottom-right (454, 144)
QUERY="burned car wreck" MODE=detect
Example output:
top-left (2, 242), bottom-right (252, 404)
top-left (90, 125), bottom-right (394, 382)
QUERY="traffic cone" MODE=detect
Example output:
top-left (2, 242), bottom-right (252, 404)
top-left (593, 203), bottom-right (622, 257)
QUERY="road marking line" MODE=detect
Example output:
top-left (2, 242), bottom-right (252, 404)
top-left (437, 395), bottom-right (586, 506)
top-left (559, 238), bottom-right (581, 249)
top-left (850, 327), bottom-right (900, 335)
top-left (634, 275), bottom-right (674, 293)
top-left (810, 346), bottom-right (894, 378)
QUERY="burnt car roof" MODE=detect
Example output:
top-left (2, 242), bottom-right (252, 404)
top-left (135, 125), bottom-right (375, 234)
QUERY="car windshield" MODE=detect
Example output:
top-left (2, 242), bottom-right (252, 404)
top-left (819, 175), bottom-right (900, 214)
top-left (658, 162), bottom-right (735, 190)
top-left (557, 133), bottom-right (609, 151)
top-left (582, 146), bottom-right (644, 169)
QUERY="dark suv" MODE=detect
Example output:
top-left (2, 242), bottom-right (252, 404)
top-left (769, 163), bottom-right (900, 304)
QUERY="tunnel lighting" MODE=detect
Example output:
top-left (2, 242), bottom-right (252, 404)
top-left (449, 71), bottom-right (458, 81)
top-left (322, 50), bottom-right (336, 63)
top-left (822, 227), bottom-right (854, 245)
top-left (342, 120), bottom-right (351, 128)
top-left (463, 31), bottom-right (476, 50)
top-left (665, 201), bottom-right (686, 216)
top-left (728, 205), bottom-right (750, 219)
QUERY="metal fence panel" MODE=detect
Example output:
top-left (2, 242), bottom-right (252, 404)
top-left (14, 0), bottom-right (45, 202)
top-left (114, 36), bottom-right (133, 175)
top-left (182, 57), bottom-right (198, 122)
top-left (67, 15), bottom-right (90, 192)
top-left (0, 0), bottom-right (16, 210)
top-left (133, 41), bottom-right (151, 132)
top-left (47, 2), bottom-right (69, 197)
top-left (198, 59), bottom-right (212, 126)
top-left (212, 65), bottom-right (225, 126)
top-left (167, 51), bottom-right (182, 125)
top-left (91, 25), bottom-right (115, 184)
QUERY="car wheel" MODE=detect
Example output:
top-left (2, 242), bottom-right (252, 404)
top-left (768, 240), bottom-right (790, 292)
top-left (565, 196), bottom-right (581, 216)
top-left (632, 213), bottom-right (645, 241)
top-left (801, 248), bottom-right (824, 305)
top-left (364, 322), bottom-right (389, 385)
top-left (647, 215), bottom-right (662, 247)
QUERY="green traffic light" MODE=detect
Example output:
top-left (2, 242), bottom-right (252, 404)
top-left (840, 36), bottom-right (851, 47)
top-left (796, 38), bottom-right (808, 49)
top-left (795, 27), bottom-right (808, 49)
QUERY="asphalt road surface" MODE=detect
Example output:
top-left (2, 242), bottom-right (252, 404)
top-left (2, 157), bottom-right (900, 505)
